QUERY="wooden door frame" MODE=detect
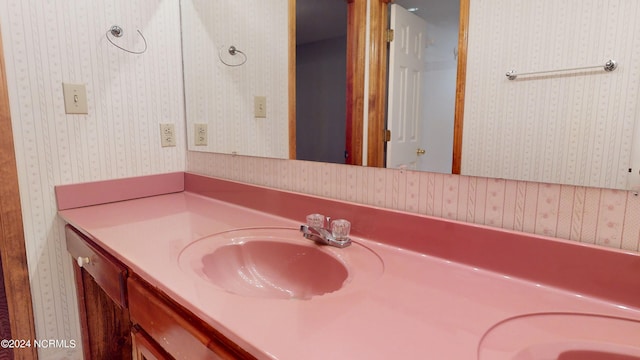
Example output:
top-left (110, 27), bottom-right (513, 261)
top-left (451, 0), bottom-right (469, 173)
top-left (288, 0), bottom-right (297, 159)
top-left (345, 0), bottom-right (367, 165)
top-left (366, 0), bottom-right (469, 172)
top-left (0, 25), bottom-right (39, 360)
top-left (367, 0), bottom-right (392, 167)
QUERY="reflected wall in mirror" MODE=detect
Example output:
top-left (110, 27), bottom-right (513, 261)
top-left (294, 0), bottom-right (460, 172)
top-left (181, 0), bottom-right (640, 190)
top-left (461, 0), bottom-right (640, 190)
top-left (181, 0), bottom-right (290, 159)
top-left (180, 0), bottom-right (460, 168)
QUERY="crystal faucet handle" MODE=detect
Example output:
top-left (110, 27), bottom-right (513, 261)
top-left (331, 219), bottom-right (351, 240)
top-left (306, 213), bottom-right (326, 228)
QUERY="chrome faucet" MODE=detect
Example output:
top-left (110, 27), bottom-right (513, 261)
top-left (300, 214), bottom-right (352, 248)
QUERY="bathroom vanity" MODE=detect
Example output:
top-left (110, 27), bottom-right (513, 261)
top-left (66, 225), bottom-right (254, 359)
top-left (56, 172), bottom-right (640, 359)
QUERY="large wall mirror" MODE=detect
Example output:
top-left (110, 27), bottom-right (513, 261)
top-left (180, 0), bottom-right (640, 191)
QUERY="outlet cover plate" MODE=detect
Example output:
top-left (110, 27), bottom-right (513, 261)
top-left (194, 123), bottom-right (208, 146)
top-left (254, 96), bottom-right (266, 118)
top-left (160, 124), bottom-right (176, 147)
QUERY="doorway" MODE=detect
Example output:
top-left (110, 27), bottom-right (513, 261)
top-left (295, 0), bottom-right (348, 164)
top-left (367, 0), bottom-right (469, 173)
top-left (288, 0), bottom-right (468, 171)
top-left (388, 0), bottom-right (460, 173)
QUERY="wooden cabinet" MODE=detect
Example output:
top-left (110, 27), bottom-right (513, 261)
top-left (128, 276), bottom-right (256, 360)
top-left (66, 225), bottom-right (256, 360)
top-left (65, 225), bottom-right (132, 359)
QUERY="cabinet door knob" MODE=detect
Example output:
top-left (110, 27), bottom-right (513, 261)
top-left (77, 256), bottom-right (90, 268)
top-left (416, 148), bottom-right (426, 155)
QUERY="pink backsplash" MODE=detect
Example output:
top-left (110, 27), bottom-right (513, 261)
top-left (55, 172), bottom-right (184, 210)
top-left (187, 151), bottom-right (640, 253)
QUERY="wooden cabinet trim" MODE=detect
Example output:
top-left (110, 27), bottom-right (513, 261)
top-left (128, 276), bottom-right (256, 360)
top-left (65, 225), bottom-right (128, 307)
top-left (132, 325), bottom-right (175, 360)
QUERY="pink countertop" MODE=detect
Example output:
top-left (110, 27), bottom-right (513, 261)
top-left (57, 173), bottom-right (640, 359)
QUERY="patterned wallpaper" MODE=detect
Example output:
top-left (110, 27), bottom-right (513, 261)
top-left (181, 0), bottom-right (289, 158)
top-left (187, 151), bottom-right (640, 253)
top-left (2, 0), bottom-right (640, 358)
top-left (0, 1), bottom-right (185, 358)
top-left (461, 0), bottom-right (640, 190)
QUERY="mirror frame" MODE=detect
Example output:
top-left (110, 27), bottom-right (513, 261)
top-left (289, 0), bottom-right (469, 171)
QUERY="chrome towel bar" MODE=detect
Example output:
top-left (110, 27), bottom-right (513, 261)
top-left (506, 59), bottom-right (617, 80)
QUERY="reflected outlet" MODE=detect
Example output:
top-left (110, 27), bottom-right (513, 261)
top-left (254, 96), bottom-right (267, 118)
top-left (194, 123), bottom-right (208, 146)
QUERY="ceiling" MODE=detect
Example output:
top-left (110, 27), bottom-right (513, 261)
top-left (395, 0), bottom-right (460, 26)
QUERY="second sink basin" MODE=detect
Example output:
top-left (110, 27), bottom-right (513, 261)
top-left (178, 227), bottom-right (383, 300)
top-left (478, 312), bottom-right (640, 360)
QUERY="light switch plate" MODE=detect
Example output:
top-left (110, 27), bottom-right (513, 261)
top-left (160, 124), bottom-right (176, 147)
top-left (254, 96), bottom-right (267, 118)
top-left (62, 83), bottom-right (88, 114)
top-left (194, 123), bottom-right (208, 146)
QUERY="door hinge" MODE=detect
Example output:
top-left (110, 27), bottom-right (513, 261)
top-left (386, 29), bottom-right (394, 42)
top-left (384, 129), bottom-right (391, 142)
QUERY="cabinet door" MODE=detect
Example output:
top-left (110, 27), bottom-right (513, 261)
top-left (66, 225), bottom-right (132, 359)
top-left (132, 326), bottom-right (174, 360)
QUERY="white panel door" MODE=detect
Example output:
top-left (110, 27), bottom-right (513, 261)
top-left (386, 4), bottom-right (427, 169)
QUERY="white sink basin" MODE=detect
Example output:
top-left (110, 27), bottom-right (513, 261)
top-left (178, 227), bottom-right (383, 300)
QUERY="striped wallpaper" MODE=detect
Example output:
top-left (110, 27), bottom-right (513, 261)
top-left (1, 1), bottom-right (185, 358)
top-left (1, 1), bottom-right (639, 358)
top-left (461, 0), bottom-right (640, 190)
top-left (181, 0), bottom-right (289, 158)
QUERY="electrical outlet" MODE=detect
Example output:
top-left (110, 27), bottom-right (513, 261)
top-left (160, 124), bottom-right (176, 147)
top-left (194, 123), bottom-right (208, 146)
top-left (254, 96), bottom-right (267, 118)
top-left (62, 83), bottom-right (88, 114)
